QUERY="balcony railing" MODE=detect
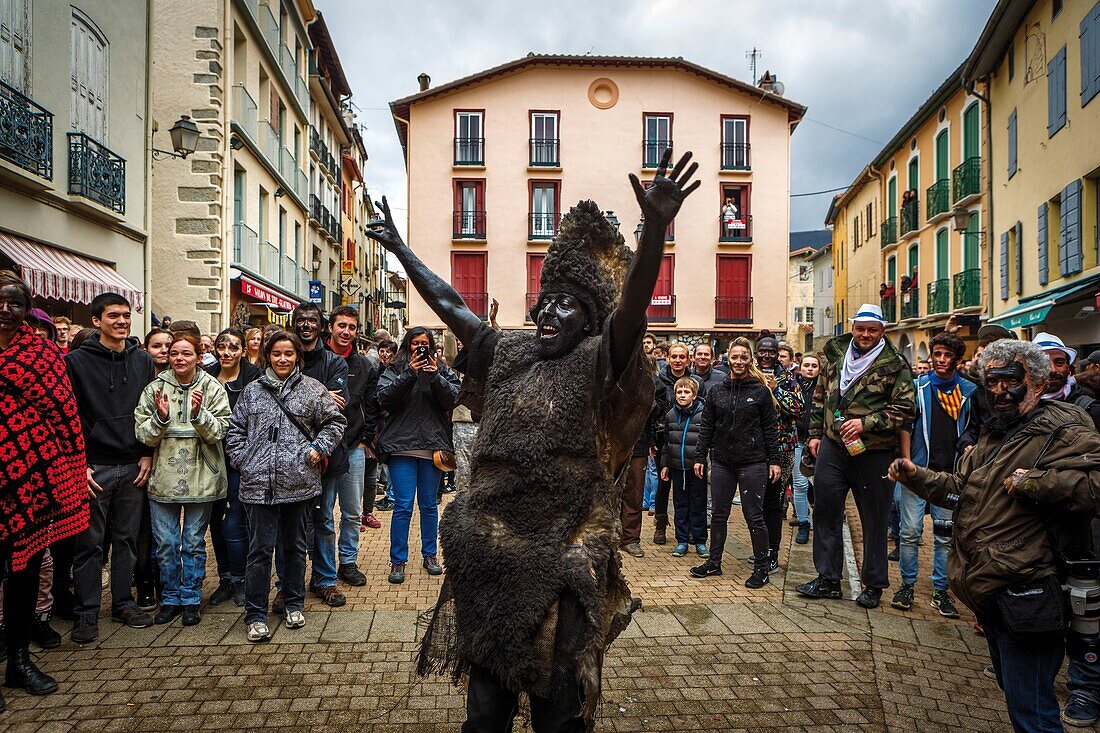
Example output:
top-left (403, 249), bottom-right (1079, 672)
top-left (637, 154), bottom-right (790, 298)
top-left (458, 291), bottom-right (489, 319)
top-left (0, 80), bottom-right (52, 179)
top-left (67, 132), bottom-right (125, 214)
top-left (952, 156), bottom-right (981, 203)
top-left (310, 126), bottom-right (337, 176)
top-left (525, 291), bottom-right (539, 321)
top-left (529, 212), bottom-right (560, 239)
top-left (881, 217), bottom-right (898, 247)
top-left (454, 137), bottom-right (484, 166)
top-left (927, 279), bottom-right (950, 315)
top-left (880, 296), bottom-right (897, 323)
top-left (643, 140), bottom-right (671, 168)
top-left (231, 84), bottom-right (258, 141)
top-left (529, 138), bottom-right (559, 166)
top-left (926, 180), bottom-right (950, 220)
top-left (310, 194), bottom-right (339, 241)
top-left (278, 41), bottom-right (307, 110)
top-left (953, 268), bottom-right (981, 309)
top-left (453, 210), bottom-right (486, 239)
top-left (261, 120), bottom-right (280, 169)
top-left (719, 214), bottom-right (752, 242)
top-left (647, 294), bottom-right (676, 323)
top-left (720, 142), bottom-right (751, 170)
top-left (258, 240), bottom-right (280, 285)
top-left (715, 296), bottom-right (753, 324)
top-left (232, 222), bottom-right (258, 268)
top-left (900, 198), bottom-right (920, 237)
top-left (900, 288), bottom-right (920, 319)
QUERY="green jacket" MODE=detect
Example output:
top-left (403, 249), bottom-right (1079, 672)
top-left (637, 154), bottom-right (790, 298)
top-left (809, 333), bottom-right (915, 452)
top-left (135, 369), bottom-right (231, 503)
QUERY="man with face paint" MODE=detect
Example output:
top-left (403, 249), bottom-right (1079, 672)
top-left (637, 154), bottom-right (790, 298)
top-left (798, 303), bottom-right (915, 609)
top-left (754, 334), bottom-right (804, 571)
top-left (365, 150), bottom-right (699, 731)
top-left (891, 339), bottom-right (1100, 732)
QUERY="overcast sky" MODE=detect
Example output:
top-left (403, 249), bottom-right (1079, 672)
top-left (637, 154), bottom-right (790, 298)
top-left (324, 0), bottom-right (997, 239)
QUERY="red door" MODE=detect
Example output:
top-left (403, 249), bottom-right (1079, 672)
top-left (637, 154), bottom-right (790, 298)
top-left (526, 254), bottom-right (544, 318)
top-left (648, 254), bottom-right (675, 322)
top-left (451, 252), bottom-right (488, 317)
top-left (716, 255), bottom-right (751, 322)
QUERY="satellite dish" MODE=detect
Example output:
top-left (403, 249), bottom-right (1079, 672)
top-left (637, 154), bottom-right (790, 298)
top-left (772, 81), bottom-right (785, 96)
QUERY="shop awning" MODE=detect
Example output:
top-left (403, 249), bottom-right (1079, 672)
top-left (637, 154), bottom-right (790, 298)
top-left (988, 274), bottom-right (1100, 329)
top-left (0, 232), bottom-right (143, 311)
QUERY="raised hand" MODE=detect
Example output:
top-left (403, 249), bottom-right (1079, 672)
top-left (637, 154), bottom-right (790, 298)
top-left (363, 196), bottom-right (408, 254)
top-left (155, 390), bottom-right (170, 422)
top-left (629, 149), bottom-right (701, 230)
top-left (190, 389), bottom-right (204, 419)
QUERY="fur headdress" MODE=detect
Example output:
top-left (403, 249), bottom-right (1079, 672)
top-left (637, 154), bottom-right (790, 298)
top-left (531, 200), bottom-right (634, 328)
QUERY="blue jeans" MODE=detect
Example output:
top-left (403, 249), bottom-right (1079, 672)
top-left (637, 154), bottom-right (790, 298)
top-left (895, 483), bottom-right (951, 590)
top-left (210, 470), bottom-right (248, 583)
top-left (148, 500), bottom-right (214, 607)
top-left (792, 443), bottom-right (811, 524)
top-left (1068, 656), bottom-right (1100, 706)
top-left (643, 456), bottom-right (657, 510)
top-left (309, 462), bottom-right (351, 589)
top-left (981, 611), bottom-right (1066, 733)
top-left (389, 455), bottom-right (440, 564)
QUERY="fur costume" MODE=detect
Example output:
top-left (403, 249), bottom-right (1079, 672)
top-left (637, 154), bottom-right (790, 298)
top-left (418, 201), bottom-right (652, 726)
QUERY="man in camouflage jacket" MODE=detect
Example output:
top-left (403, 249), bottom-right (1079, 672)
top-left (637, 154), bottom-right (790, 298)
top-left (797, 304), bottom-right (915, 609)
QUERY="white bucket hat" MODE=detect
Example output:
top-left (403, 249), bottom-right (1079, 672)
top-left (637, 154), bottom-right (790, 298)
top-left (1032, 332), bottom-right (1077, 364)
top-left (850, 303), bottom-right (887, 325)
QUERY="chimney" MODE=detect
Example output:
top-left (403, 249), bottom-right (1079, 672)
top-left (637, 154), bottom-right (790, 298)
top-left (417, 73), bottom-right (430, 92)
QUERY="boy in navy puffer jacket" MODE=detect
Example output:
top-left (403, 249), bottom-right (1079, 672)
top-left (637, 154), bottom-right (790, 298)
top-left (659, 377), bottom-right (708, 558)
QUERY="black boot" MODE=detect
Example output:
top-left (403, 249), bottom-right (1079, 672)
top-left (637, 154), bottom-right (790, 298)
top-left (5, 647), bottom-right (58, 695)
top-left (30, 612), bottom-right (62, 650)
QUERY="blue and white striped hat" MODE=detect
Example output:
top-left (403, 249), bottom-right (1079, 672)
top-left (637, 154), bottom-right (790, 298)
top-left (849, 303), bottom-right (887, 325)
top-left (1032, 332), bottom-right (1077, 364)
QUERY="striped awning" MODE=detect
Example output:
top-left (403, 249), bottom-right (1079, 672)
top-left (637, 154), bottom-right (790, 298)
top-left (0, 232), bottom-right (143, 312)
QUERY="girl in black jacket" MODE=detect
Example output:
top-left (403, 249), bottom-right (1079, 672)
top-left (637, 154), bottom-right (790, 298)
top-left (792, 353), bottom-right (821, 544)
top-left (691, 337), bottom-right (781, 588)
top-left (659, 377), bottom-right (707, 558)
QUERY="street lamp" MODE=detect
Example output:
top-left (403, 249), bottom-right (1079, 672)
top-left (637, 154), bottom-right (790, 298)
top-left (603, 210), bottom-right (620, 231)
top-left (951, 207), bottom-right (973, 234)
top-left (152, 115), bottom-right (200, 160)
top-left (634, 217), bottom-right (644, 246)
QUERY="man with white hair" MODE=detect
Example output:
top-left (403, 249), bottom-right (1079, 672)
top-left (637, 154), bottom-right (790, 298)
top-left (798, 303), bottom-right (916, 609)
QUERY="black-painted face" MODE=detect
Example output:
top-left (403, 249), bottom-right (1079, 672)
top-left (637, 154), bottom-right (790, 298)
top-left (756, 339), bottom-right (778, 369)
top-left (984, 360), bottom-right (1029, 422)
top-left (0, 284), bottom-right (28, 335)
top-left (535, 293), bottom-right (590, 358)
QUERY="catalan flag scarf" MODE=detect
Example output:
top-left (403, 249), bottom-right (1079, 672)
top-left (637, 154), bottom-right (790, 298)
top-left (929, 372), bottom-right (962, 421)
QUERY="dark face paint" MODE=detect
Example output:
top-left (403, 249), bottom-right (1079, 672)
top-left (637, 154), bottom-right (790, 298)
top-left (756, 338), bottom-right (778, 370)
top-left (985, 361), bottom-right (1029, 423)
top-left (535, 293), bottom-right (590, 359)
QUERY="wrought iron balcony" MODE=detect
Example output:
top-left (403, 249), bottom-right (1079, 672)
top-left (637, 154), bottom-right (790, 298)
top-left (952, 157), bottom-right (981, 204)
top-left (528, 212), bottom-right (560, 239)
top-left (643, 140), bottom-right (671, 169)
top-left (953, 268), bottom-right (981, 309)
top-left (927, 279), bottom-right (950, 315)
top-left (881, 217), bottom-right (898, 247)
top-left (647, 294), bottom-right (676, 323)
top-left (900, 198), bottom-right (920, 237)
top-left (453, 210), bottom-right (486, 239)
top-left (0, 80), bottom-right (52, 179)
top-left (529, 138), bottom-right (559, 167)
top-left (719, 214), bottom-right (752, 242)
top-left (720, 142), bottom-right (751, 170)
top-left (67, 132), bottom-right (125, 214)
top-left (900, 288), bottom-right (920, 320)
top-left (454, 137), bottom-right (484, 166)
top-left (458, 291), bottom-right (488, 319)
top-left (715, 296), bottom-right (753, 324)
top-left (880, 296), bottom-right (897, 323)
top-left (926, 180), bottom-right (950, 220)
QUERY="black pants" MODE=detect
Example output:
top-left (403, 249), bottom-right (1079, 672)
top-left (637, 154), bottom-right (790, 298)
top-left (72, 463), bottom-right (143, 617)
top-left (671, 467), bottom-right (708, 545)
top-left (1, 547), bottom-right (43, 652)
top-left (243, 500), bottom-right (310, 623)
top-left (763, 450), bottom-right (794, 557)
top-left (654, 475), bottom-right (672, 527)
top-left (463, 664), bottom-right (586, 733)
top-left (812, 438), bottom-right (895, 589)
top-left (710, 462), bottom-right (767, 567)
top-left (135, 497), bottom-right (158, 596)
top-left (363, 455), bottom-right (378, 515)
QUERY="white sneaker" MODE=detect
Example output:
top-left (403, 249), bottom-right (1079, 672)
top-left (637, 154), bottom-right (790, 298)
top-left (285, 610), bottom-right (305, 629)
top-left (247, 620), bottom-right (271, 642)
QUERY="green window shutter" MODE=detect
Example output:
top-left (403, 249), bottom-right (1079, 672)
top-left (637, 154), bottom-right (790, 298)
top-left (935, 228), bottom-right (948, 278)
top-left (1038, 202), bottom-right (1049, 286)
top-left (963, 103), bottom-right (980, 159)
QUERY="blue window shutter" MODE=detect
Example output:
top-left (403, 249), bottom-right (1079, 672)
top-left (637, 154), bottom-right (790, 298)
top-left (1084, 1), bottom-right (1100, 107)
top-left (1049, 47), bottom-right (1067, 136)
top-left (1000, 231), bottom-right (1009, 299)
top-left (1038, 202), bottom-right (1049, 286)
top-left (1008, 110), bottom-right (1018, 177)
top-left (1015, 221), bottom-right (1023, 294)
top-left (1059, 186), bottom-right (1070, 275)
top-left (1065, 179), bottom-right (1083, 274)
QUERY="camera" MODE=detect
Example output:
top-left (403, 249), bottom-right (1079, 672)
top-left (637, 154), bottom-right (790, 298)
top-left (931, 493), bottom-right (959, 538)
top-left (1062, 554), bottom-right (1100, 664)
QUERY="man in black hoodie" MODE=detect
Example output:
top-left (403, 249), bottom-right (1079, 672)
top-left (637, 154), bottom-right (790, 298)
top-left (65, 293), bottom-right (156, 641)
top-left (291, 304), bottom-right (350, 608)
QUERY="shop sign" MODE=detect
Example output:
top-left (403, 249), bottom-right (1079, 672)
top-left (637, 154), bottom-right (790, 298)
top-left (241, 276), bottom-right (296, 311)
top-left (309, 280), bottom-right (324, 304)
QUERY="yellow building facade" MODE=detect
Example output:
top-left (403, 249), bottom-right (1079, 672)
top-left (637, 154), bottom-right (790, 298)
top-left (826, 167), bottom-right (882, 342)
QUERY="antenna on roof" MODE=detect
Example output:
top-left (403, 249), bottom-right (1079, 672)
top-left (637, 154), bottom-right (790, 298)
top-left (746, 47), bottom-right (763, 85)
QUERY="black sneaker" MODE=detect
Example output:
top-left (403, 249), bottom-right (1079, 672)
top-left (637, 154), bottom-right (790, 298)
top-left (376, 498), bottom-right (395, 512)
top-left (891, 583), bottom-right (915, 611)
top-left (311, 585), bottom-right (347, 608)
top-left (154, 604), bottom-right (183, 625)
top-left (338, 564), bottom-right (368, 587)
top-left (70, 616), bottom-right (98, 644)
top-left (767, 550), bottom-right (780, 573)
top-left (30, 611), bottom-right (62, 650)
top-left (689, 560), bottom-right (722, 578)
top-left (181, 605), bottom-right (201, 626)
top-left (796, 576), bottom-right (842, 599)
top-left (745, 568), bottom-right (770, 589)
top-left (208, 579), bottom-right (234, 606)
top-left (1063, 692), bottom-right (1100, 727)
top-left (136, 592), bottom-right (159, 613)
top-left (931, 590), bottom-right (961, 619)
top-left (856, 588), bottom-right (882, 609)
top-left (423, 555), bottom-right (443, 576)
top-left (795, 522), bottom-right (810, 545)
top-left (388, 563), bottom-right (406, 584)
top-left (232, 580), bottom-right (246, 607)
top-left (111, 604), bottom-right (153, 629)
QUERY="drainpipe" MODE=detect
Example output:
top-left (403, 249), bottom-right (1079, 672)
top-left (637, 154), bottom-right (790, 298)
top-left (964, 77), bottom-right (994, 324)
top-left (222, 0), bottom-right (233, 329)
top-left (143, 0), bottom-right (154, 333)
top-left (393, 113), bottom-right (411, 278)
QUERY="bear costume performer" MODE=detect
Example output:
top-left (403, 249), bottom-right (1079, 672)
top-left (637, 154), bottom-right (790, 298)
top-left (364, 150), bottom-right (699, 732)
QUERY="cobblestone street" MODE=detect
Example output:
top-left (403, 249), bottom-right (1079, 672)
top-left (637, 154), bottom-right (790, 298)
top-left (7, 497), bottom-right (1038, 732)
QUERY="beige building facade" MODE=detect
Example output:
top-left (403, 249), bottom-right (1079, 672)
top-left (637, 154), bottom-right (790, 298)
top-left (0, 0), bottom-right (150, 325)
top-left (391, 55), bottom-right (805, 342)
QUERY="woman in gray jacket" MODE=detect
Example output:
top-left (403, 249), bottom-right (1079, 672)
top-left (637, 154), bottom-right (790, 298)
top-left (226, 331), bottom-right (345, 642)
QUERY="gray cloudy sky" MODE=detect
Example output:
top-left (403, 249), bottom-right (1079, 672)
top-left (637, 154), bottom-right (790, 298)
top-left (323, 0), bottom-right (997, 236)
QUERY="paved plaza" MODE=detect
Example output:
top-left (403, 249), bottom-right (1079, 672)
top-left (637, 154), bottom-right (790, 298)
top-left (6, 498), bottom-right (1042, 732)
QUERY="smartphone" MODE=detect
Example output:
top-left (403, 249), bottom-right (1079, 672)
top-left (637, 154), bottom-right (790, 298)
top-left (414, 345), bottom-right (430, 360)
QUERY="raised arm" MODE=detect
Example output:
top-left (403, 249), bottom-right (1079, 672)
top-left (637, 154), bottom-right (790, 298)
top-left (610, 150), bottom-right (699, 376)
top-left (363, 196), bottom-right (483, 346)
